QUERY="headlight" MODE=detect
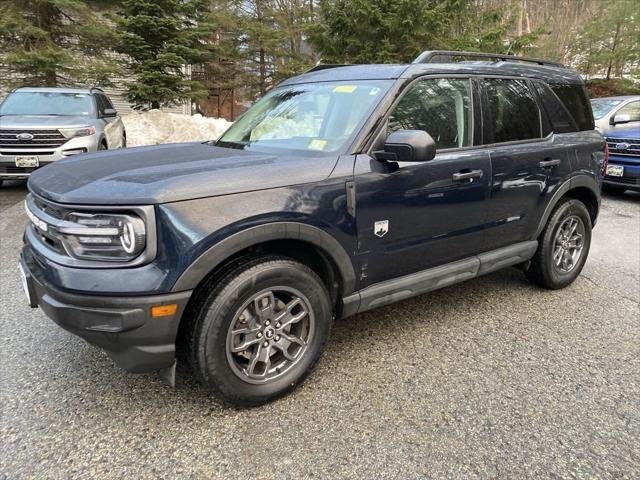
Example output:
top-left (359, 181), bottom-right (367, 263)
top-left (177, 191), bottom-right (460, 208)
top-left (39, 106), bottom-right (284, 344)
top-left (59, 126), bottom-right (97, 138)
top-left (59, 212), bottom-right (146, 261)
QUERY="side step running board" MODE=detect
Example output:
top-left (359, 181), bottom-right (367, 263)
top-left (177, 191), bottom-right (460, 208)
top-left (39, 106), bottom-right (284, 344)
top-left (341, 240), bottom-right (537, 317)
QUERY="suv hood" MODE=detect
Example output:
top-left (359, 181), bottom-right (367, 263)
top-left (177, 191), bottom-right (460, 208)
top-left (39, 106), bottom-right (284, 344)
top-left (0, 115), bottom-right (93, 129)
top-left (28, 142), bottom-right (339, 205)
top-left (603, 126), bottom-right (640, 139)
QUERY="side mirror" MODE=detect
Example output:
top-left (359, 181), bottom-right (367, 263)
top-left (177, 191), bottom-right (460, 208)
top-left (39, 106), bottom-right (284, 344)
top-left (375, 130), bottom-right (436, 162)
top-left (611, 113), bottom-right (631, 125)
top-left (103, 108), bottom-right (117, 117)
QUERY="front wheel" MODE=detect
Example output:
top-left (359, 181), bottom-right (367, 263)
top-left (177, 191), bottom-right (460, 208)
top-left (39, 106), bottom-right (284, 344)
top-left (526, 198), bottom-right (592, 289)
top-left (186, 257), bottom-right (332, 406)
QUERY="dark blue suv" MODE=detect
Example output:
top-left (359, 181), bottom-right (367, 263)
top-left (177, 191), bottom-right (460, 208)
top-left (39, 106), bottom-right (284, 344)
top-left (19, 51), bottom-right (605, 405)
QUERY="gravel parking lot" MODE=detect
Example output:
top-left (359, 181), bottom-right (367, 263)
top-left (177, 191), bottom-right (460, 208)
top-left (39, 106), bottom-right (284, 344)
top-left (1, 185), bottom-right (638, 479)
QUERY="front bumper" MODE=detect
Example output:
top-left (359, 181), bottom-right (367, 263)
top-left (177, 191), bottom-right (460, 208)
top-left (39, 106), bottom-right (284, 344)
top-left (604, 157), bottom-right (640, 192)
top-left (0, 135), bottom-right (100, 180)
top-left (20, 250), bottom-right (192, 373)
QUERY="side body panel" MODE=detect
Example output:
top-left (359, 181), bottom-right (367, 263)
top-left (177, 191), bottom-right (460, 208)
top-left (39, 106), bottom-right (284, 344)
top-left (484, 136), bottom-right (571, 248)
top-left (352, 150), bottom-right (491, 288)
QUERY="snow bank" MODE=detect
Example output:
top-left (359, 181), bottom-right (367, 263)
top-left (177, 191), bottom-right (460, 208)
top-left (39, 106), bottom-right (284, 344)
top-left (122, 110), bottom-right (232, 147)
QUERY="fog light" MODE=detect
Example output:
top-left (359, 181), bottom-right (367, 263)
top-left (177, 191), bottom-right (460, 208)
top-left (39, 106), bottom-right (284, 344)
top-left (62, 148), bottom-right (88, 156)
top-left (151, 304), bottom-right (178, 318)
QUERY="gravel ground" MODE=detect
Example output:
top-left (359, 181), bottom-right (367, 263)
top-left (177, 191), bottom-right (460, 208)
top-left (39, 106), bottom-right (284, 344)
top-left (1, 186), bottom-right (638, 479)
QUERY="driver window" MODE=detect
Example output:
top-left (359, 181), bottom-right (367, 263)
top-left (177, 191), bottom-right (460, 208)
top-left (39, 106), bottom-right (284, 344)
top-left (388, 78), bottom-right (472, 149)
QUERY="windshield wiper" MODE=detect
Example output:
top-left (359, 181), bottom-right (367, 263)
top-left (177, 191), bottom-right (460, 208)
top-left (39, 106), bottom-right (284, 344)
top-left (215, 140), bottom-right (248, 150)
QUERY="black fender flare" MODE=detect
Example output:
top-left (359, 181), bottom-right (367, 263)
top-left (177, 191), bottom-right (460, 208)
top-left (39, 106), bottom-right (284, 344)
top-left (533, 174), bottom-right (600, 238)
top-left (171, 222), bottom-right (356, 295)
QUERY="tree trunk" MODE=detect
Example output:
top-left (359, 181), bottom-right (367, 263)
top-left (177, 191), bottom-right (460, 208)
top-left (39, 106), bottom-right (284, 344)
top-left (37, 1), bottom-right (58, 86)
top-left (259, 46), bottom-right (266, 95)
top-left (606, 20), bottom-right (622, 80)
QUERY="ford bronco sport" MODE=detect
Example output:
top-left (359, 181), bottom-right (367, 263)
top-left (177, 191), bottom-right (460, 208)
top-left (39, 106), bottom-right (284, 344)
top-left (20, 51), bottom-right (605, 405)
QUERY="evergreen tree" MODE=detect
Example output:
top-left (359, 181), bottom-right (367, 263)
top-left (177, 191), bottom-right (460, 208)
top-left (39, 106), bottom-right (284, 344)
top-left (117, 0), bottom-right (213, 109)
top-left (0, 0), bottom-right (121, 89)
top-left (310, 0), bottom-right (541, 64)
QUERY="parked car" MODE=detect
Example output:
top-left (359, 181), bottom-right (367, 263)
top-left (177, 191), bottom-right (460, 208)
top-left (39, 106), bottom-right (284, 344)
top-left (590, 96), bottom-right (640, 194)
top-left (591, 95), bottom-right (640, 132)
top-left (0, 87), bottom-right (126, 187)
top-left (19, 51), bottom-right (605, 405)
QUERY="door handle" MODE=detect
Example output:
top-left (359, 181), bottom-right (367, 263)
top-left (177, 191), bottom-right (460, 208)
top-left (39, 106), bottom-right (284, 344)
top-left (452, 169), bottom-right (483, 182)
top-left (539, 158), bottom-right (561, 168)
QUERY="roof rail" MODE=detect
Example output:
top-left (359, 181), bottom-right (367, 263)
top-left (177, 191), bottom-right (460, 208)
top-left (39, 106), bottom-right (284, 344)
top-left (412, 50), bottom-right (565, 68)
top-left (306, 64), bottom-right (349, 73)
top-left (90, 86), bottom-right (105, 93)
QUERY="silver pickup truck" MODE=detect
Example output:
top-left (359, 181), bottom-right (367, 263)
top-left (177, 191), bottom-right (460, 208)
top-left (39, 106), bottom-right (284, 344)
top-left (0, 87), bottom-right (126, 186)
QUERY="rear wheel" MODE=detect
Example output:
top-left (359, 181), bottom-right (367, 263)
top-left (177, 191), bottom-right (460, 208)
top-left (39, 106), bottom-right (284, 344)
top-left (526, 198), bottom-right (592, 289)
top-left (186, 256), bottom-right (332, 406)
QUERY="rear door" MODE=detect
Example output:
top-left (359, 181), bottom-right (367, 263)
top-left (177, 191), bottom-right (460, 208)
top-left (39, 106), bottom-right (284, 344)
top-left (354, 76), bottom-right (491, 287)
top-left (481, 77), bottom-right (571, 249)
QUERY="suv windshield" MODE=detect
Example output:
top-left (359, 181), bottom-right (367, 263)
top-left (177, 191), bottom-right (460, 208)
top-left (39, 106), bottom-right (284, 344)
top-left (0, 91), bottom-right (95, 116)
top-left (590, 98), bottom-right (624, 119)
top-left (217, 80), bottom-right (393, 155)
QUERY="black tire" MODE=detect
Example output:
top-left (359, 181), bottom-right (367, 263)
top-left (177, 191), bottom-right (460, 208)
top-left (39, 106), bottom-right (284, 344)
top-left (98, 141), bottom-right (107, 151)
top-left (186, 256), bottom-right (332, 406)
top-left (602, 183), bottom-right (626, 195)
top-left (526, 198), bottom-right (592, 289)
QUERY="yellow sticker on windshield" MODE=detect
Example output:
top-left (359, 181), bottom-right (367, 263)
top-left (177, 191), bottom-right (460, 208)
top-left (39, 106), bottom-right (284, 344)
top-left (333, 85), bottom-right (357, 93)
top-left (308, 139), bottom-right (327, 151)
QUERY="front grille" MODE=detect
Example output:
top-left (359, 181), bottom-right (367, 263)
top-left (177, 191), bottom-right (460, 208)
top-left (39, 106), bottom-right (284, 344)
top-left (0, 129), bottom-right (67, 149)
top-left (606, 137), bottom-right (640, 157)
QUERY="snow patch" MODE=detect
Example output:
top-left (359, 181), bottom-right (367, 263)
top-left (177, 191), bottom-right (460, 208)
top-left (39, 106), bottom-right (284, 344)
top-left (122, 110), bottom-right (233, 147)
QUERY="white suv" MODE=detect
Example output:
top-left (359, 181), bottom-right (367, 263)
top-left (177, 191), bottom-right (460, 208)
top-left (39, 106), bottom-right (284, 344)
top-left (0, 87), bottom-right (126, 186)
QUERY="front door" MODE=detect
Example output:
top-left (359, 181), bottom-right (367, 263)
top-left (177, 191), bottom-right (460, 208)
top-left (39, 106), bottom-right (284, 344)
top-left (354, 76), bottom-right (491, 288)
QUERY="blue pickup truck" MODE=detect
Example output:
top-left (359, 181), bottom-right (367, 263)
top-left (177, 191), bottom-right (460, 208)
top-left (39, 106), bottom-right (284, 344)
top-left (591, 96), bottom-right (640, 194)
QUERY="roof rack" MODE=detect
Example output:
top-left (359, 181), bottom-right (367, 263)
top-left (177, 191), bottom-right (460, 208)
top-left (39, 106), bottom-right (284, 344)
top-left (306, 64), bottom-right (349, 73)
top-left (89, 87), bottom-right (105, 93)
top-left (412, 50), bottom-right (565, 68)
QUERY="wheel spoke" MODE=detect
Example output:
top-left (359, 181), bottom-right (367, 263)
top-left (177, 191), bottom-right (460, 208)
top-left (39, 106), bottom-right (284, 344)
top-left (247, 343), bottom-right (272, 377)
top-left (253, 291), bottom-right (276, 321)
top-left (274, 297), bottom-right (307, 330)
top-left (553, 246), bottom-right (564, 266)
top-left (280, 331), bottom-right (306, 347)
top-left (231, 334), bottom-right (261, 353)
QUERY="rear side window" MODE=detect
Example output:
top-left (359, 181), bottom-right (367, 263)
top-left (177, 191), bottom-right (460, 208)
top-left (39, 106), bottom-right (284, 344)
top-left (533, 81), bottom-right (578, 134)
top-left (388, 77), bottom-right (472, 149)
top-left (550, 85), bottom-right (594, 131)
top-left (483, 78), bottom-right (541, 143)
top-left (101, 94), bottom-right (115, 111)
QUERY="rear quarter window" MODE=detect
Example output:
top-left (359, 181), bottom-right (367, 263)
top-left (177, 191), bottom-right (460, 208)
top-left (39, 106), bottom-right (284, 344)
top-left (550, 84), bottom-right (594, 131)
top-left (533, 82), bottom-right (578, 134)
